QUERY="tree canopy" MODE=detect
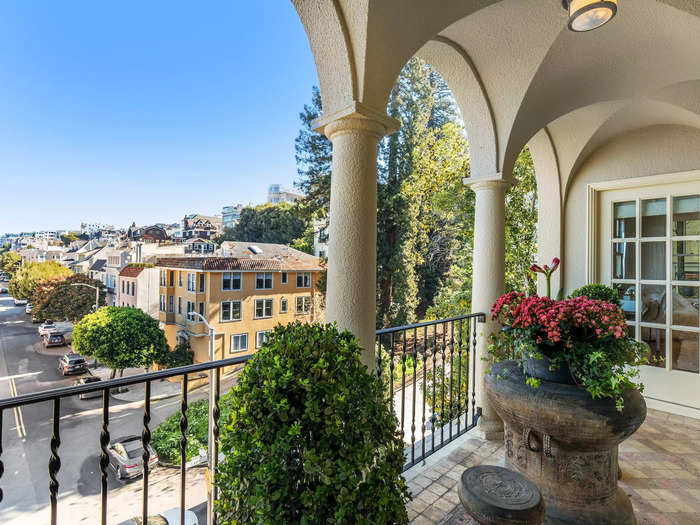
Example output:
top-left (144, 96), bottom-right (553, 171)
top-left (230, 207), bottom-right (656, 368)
top-left (8, 261), bottom-right (72, 300)
top-left (32, 273), bottom-right (106, 322)
top-left (218, 203), bottom-right (310, 249)
top-left (0, 251), bottom-right (21, 278)
top-left (72, 306), bottom-right (168, 376)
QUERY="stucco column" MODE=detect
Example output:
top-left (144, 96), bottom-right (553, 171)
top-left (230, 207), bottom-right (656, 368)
top-left (465, 175), bottom-right (512, 441)
top-left (314, 102), bottom-right (399, 368)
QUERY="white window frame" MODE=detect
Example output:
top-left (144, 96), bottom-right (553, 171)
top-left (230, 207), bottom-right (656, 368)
top-left (255, 272), bottom-right (273, 290)
top-left (254, 298), bottom-right (273, 319)
top-left (168, 295), bottom-right (174, 313)
top-left (222, 272), bottom-right (242, 291)
top-left (231, 333), bottom-right (248, 353)
top-left (296, 272), bottom-right (311, 288)
top-left (159, 295), bottom-right (165, 312)
top-left (221, 300), bottom-right (242, 322)
top-left (256, 330), bottom-right (271, 348)
top-left (281, 272), bottom-right (288, 284)
top-left (178, 296), bottom-right (182, 314)
top-left (280, 297), bottom-right (288, 314)
top-left (296, 296), bottom-right (312, 315)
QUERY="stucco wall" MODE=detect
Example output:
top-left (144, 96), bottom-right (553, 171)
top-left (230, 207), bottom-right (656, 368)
top-left (563, 125), bottom-right (700, 293)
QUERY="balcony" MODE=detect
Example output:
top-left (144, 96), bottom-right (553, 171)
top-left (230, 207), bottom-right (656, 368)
top-left (2, 314), bottom-right (700, 524)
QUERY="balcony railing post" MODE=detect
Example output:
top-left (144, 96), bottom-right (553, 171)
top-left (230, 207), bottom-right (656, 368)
top-left (410, 327), bottom-right (417, 464)
top-left (100, 390), bottom-right (110, 525)
top-left (49, 398), bottom-right (61, 525)
top-left (180, 375), bottom-right (189, 525)
top-left (142, 380), bottom-right (152, 524)
top-left (0, 407), bottom-right (3, 505)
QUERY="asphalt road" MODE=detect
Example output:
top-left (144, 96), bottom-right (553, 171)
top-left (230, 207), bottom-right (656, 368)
top-left (0, 291), bottom-right (205, 523)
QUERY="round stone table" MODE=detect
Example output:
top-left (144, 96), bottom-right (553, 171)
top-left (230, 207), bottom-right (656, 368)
top-left (458, 465), bottom-right (545, 525)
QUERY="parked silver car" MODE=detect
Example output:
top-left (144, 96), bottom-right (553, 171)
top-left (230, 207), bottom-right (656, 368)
top-left (107, 435), bottom-right (158, 480)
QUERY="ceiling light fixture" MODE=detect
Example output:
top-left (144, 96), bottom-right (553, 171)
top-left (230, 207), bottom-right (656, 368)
top-left (563, 0), bottom-right (618, 32)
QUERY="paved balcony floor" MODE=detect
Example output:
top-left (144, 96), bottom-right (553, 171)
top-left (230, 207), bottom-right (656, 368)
top-left (403, 409), bottom-right (700, 525)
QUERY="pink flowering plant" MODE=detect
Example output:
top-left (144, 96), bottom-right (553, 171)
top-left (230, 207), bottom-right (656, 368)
top-left (490, 290), bottom-right (649, 411)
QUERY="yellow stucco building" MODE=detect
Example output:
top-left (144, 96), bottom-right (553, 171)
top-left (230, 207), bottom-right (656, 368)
top-left (156, 242), bottom-right (324, 363)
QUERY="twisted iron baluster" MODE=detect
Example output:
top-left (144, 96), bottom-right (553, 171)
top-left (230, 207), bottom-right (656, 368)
top-left (431, 324), bottom-right (437, 452)
top-left (472, 317), bottom-right (477, 424)
top-left (448, 321), bottom-right (455, 441)
top-left (410, 327), bottom-right (417, 465)
top-left (212, 367), bottom-right (221, 525)
top-left (180, 375), bottom-right (188, 525)
top-left (456, 319), bottom-right (463, 435)
top-left (389, 333), bottom-right (395, 414)
top-left (440, 322), bottom-right (446, 446)
top-left (100, 390), bottom-right (110, 525)
top-left (400, 331), bottom-right (407, 445)
top-left (49, 398), bottom-right (61, 525)
top-left (421, 325), bottom-right (427, 461)
top-left (0, 408), bottom-right (4, 505)
top-left (142, 380), bottom-right (151, 524)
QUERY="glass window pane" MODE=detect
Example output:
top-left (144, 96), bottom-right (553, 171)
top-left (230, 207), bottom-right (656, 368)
top-left (641, 326), bottom-right (666, 368)
top-left (673, 195), bottom-right (700, 236)
top-left (613, 283), bottom-right (636, 321)
top-left (673, 286), bottom-right (699, 327)
top-left (672, 240), bottom-right (700, 281)
top-left (671, 331), bottom-right (699, 373)
top-left (641, 284), bottom-right (666, 323)
top-left (641, 242), bottom-right (666, 280)
top-left (613, 201), bottom-right (636, 238)
top-left (612, 242), bottom-right (635, 279)
top-left (642, 198), bottom-right (666, 237)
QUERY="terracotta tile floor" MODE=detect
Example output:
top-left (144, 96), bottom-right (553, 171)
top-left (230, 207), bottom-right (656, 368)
top-left (403, 409), bottom-right (700, 524)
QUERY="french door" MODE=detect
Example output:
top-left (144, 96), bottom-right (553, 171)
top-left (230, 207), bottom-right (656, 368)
top-left (598, 180), bottom-right (700, 415)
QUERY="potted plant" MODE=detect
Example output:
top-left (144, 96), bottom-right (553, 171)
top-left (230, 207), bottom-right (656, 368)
top-left (485, 261), bottom-right (649, 524)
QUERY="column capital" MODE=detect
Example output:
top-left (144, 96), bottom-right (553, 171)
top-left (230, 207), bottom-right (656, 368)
top-left (313, 101), bottom-right (400, 141)
top-left (463, 173), bottom-right (516, 191)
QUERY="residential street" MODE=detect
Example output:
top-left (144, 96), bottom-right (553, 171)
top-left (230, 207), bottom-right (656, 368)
top-left (0, 292), bottom-right (212, 524)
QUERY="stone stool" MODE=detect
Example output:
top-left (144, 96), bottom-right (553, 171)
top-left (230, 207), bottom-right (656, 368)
top-left (458, 465), bottom-right (545, 525)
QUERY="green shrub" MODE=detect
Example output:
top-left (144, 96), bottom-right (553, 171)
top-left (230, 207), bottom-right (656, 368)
top-left (216, 322), bottom-right (410, 525)
top-left (569, 283), bottom-right (621, 306)
top-left (158, 341), bottom-right (195, 369)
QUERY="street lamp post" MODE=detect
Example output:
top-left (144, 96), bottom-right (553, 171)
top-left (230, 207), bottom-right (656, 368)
top-left (187, 311), bottom-right (217, 525)
top-left (70, 282), bottom-right (101, 311)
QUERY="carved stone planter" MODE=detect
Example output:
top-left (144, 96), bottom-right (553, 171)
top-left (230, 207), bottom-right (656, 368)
top-left (486, 361), bottom-right (646, 524)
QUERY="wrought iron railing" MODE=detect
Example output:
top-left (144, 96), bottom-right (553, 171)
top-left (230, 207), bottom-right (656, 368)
top-left (376, 313), bottom-right (486, 470)
top-left (0, 313), bottom-right (485, 524)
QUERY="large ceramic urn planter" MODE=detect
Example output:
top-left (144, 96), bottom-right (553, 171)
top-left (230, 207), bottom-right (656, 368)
top-left (486, 360), bottom-right (646, 525)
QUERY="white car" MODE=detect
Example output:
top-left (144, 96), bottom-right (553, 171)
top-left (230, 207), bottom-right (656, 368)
top-left (38, 321), bottom-right (57, 337)
top-left (13, 298), bottom-right (27, 306)
top-left (25, 303), bottom-right (33, 314)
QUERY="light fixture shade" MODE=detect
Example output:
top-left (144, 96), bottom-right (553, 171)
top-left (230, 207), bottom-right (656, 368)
top-left (564, 0), bottom-right (618, 32)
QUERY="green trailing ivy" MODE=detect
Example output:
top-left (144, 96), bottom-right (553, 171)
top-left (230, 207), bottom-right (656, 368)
top-left (215, 322), bottom-right (410, 525)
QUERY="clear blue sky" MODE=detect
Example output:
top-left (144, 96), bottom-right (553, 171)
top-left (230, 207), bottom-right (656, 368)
top-left (0, 1), bottom-right (318, 233)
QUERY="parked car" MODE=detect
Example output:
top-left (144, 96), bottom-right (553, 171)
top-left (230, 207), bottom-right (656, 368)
top-left (57, 353), bottom-right (88, 375)
top-left (117, 509), bottom-right (198, 525)
top-left (38, 321), bottom-right (57, 336)
top-left (74, 375), bottom-right (102, 399)
top-left (25, 303), bottom-right (33, 314)
top-left (44, 333), bottom-right (66, 348)
top-left (107, 435), bottom-right (158, 480)
top-left (0, 286), bottom-right (7, 294)
top-left (13, 298), bottom-right (27, 306)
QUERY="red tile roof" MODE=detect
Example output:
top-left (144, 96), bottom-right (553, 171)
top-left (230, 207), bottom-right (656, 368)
top-left (119, 265), bottom-right (146, 277)
top-left (156, 254), bottom-right (322, 272)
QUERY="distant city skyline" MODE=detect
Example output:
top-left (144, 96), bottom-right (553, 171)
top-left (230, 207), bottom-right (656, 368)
top-left (0, 2), bottom-right (318, 233)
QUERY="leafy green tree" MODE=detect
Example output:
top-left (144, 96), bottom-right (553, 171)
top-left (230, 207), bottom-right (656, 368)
top-left (0, 251), bottom-right (21, 278)
top-left (31, 273), bottom-right (106, 322)
top-left (60, 232), bottom-right (78, 246)
top-left (221, 203), bottom-right (308, 246)
top-left (216, 322), bottom-right (410, 524)
top-left (157, 340), bottom-right (194, 369)
top-left (72, 306), bottom-right (168, 378)
top-left (294, 86), bottom-right (332, 223)
top-left (8, 261), bottom-right (72, 300)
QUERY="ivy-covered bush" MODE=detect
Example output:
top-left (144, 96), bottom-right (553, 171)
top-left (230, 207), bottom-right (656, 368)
top-left (158, 341), bottom-right (195, 369)
top-left (569, 283), bottom-right (621, 307)
top-left (216, 322), bottom-right (410, 524)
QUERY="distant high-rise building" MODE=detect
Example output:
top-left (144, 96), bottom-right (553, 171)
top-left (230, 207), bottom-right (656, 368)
top-left (267, 184), bottom-right (303, 205)
top-left (222, 204), bottom-right (244, 230)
